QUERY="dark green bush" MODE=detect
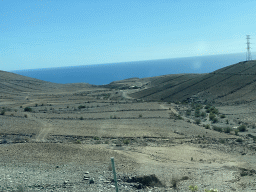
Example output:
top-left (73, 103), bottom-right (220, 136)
top-left (0, 110), bottom-right (5, 115)
top-left (238, 125), bottom-right (247, 132)
top-left (204, 104), bottom-right (211, 109)
top-left (205, 124), bottom-right (210, 129)
top-left (213, 126), bottom-right (222, 132)
top-left (195, 104), bottom-right (203, 109)
top-left (212, 117), bottom-right (218, 123)
top-left (236, 138), bottom-right (243, 143)
top-left (224, 127), bottom-right (231, 133)
top-left (209, 112), bottom-right (216, 121)
top-left (195, 111), bottom-right (200, 118)
top-left (123, 139), bottom-right (130, 145)
top-left (220, 114), bottom-right (226, 118)
top-left (201, 112), bottom-right (206, 118)
top-left (78, 105), bottom-right (86, 109)
top-left (195, 119), bottom-right (201, 125)
top-left (210, 107), bottom-right (219, 114)
top-left (207, 106), bottom-right (218, 114)
top-left (24, 107), bottom-right (32, 112)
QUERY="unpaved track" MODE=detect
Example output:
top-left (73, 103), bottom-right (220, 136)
top-left (34, 119), bottom-right (53, 142)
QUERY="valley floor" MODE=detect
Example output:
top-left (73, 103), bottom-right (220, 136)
top-left (1, 87), bottom-right (256, 191)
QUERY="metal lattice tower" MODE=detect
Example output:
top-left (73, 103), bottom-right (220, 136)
top-left (246, 35), bottom-right (252, 61)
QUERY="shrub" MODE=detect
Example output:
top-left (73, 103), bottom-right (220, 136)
top-left (78, 105), bottom-right (86, 109)
top-left (24, 107), bottom-right (32, 112)
top-left (226, 119), bottom-right (229, 124)
top-left (195, 108), bottom-right (200, 117)
top-left (201, 112), bottom-right (206, 118)
top-left (195, 119), bottom-right (201, 125)
top-left (123, 139), bottom-right (130, 145)
top-left (209, 113), bottom-right (216, 121)
top-left (220, 114), bottom-right (226, 118)
top-left (205, 124), bottom-right (210, 129)
top-left (224, 127), bottom-right (231, 133)
top-left (76, 140), bottom-right (81, 144)
top-left (171, 178), bottom-right (178, 189)
top-left (79, 116), bottom-right (84, 120)
top-left (235, 129), bottom-right (239, 135)
top-left (210, 107), bottom-right (219, 114)
top-left (173, 114), bottom-right (183, 120)
top-left (20, 106), bottom-right (23, 108)
top-left (204, 104), bottom-right (211, 109)
top-left (24, 114), bottom-right (28, 118)
top-left (212, 117), bottom-right (218, 123)
top-left (213, 126), bottom-right (222, 132)
top-left (196, 104), bottom-right (203, 109)
top-left (35, 103), bottom-right (38, 107)
top-left (186, 110), bottom-right (191, 116)
top-left (236, 138), bottom-right (243, 143)
top-left (93, 136), bottom-right (100, 140)
top-left (139, 114), bottom-right (142, 118)
top-left (189, 185), bottom-right (198, 192)
top-left (219, 139), bottom-right (225, 144)
top-left (0, 110), bottom-right (5, 115)
top-left (238, 125), bottom-right (247, 132)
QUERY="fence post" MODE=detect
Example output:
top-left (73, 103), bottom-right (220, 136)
top-left (111, 157), bottom-right (118, 192)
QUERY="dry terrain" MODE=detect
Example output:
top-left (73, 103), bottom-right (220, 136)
top-left (1, 61), bottom-right (256, 191)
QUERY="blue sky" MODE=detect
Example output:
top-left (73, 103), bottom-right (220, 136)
top-left (1, 0), bottom-right (256, 71)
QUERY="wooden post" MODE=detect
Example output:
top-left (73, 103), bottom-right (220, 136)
top-left (111, 157), bottom-right (118, 192)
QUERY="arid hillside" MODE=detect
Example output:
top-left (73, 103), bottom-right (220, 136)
top-left (1, 63), bottom-right (256, 191)
top-left (128, 60), bottom-right (256, 104)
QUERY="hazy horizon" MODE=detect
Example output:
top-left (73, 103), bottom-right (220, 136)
top-left (8, 52), bottom-right (251, 72)
top-left (11, 53), bottom-right (247, 85)
top-left (1, 0), bottom-right (256, 71)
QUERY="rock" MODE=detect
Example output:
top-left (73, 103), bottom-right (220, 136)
top-left (85, 171), bottom-right (89, 174)
top-left (64, 180), bottom-right (68, 185)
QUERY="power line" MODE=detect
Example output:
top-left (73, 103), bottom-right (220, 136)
top-left (246, 35), bottom-right (252, 61)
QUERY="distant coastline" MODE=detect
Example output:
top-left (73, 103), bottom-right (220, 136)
top-left (11, 53), bottom-right (247, 85)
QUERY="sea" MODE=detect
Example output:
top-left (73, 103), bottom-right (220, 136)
top-left (11, 53), bottom-right (249, 85)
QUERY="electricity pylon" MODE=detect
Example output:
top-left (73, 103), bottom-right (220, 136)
top-left (246, 35), bottom-right (252, 61)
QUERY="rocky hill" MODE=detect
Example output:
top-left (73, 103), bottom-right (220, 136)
top-left (128, 60), bottom-right (256, 104)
